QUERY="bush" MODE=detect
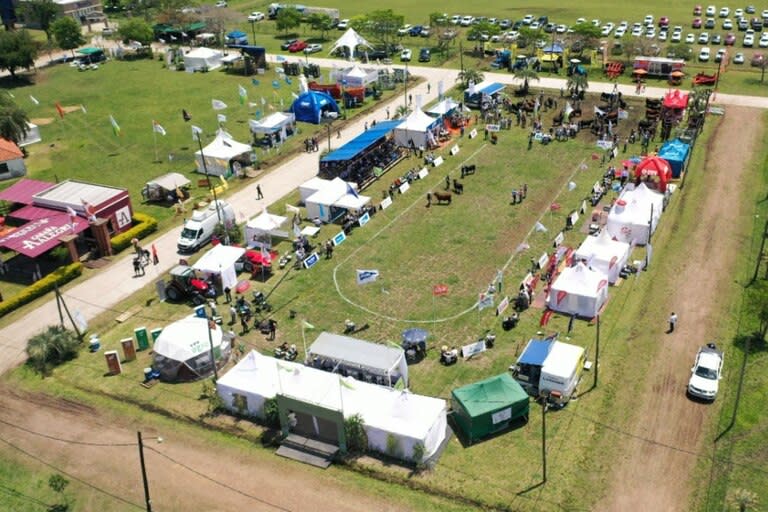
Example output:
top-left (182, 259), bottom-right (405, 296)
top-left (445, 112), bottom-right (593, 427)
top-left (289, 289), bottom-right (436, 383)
top-left (26, 326), bottom-right (81, 376)
top-left (344, 414), bottom-right (368, 454)
top-left (0, 263), bottom-right (82, 318)
top-left (110, 212), bottom-right (158, 253)
top-left (263, 398), bottom-right (280, 428)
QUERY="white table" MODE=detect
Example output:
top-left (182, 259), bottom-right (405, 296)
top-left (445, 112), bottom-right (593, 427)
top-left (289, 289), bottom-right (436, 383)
top-left (301, 226), bottom-right (321, 238)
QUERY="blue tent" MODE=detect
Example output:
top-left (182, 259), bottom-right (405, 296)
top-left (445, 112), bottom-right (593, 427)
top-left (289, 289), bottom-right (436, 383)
top-left (226, 31), bottom-right (248, 45)
top-left (290, 91), bottom-right (340, 125)
top-left (517, 338), bottom-right (555, 366)
top-left (658, 138), bottom-right (690, 178)
top-left (321, 120), bottom-right (399, 162)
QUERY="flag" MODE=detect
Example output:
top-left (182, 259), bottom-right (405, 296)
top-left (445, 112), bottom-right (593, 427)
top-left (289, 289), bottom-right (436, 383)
top-left (346, 183), bottom-right (359, 199)
top-left (432, 284), bottom-right (449, 296)
top-left (535, 222), bottom-right (548, 232)
top-left (181, 31), bottom-right (188, 38)
top-left (55, 102), bottom-right (65, 119)
top-left (252, 79), bottom-right (260, 86)
top-left (238, 84), bottom-right (247, 104)
top-left (217, 113), bottom-right (227, 123)
top-left (567, 181), bottom-right (577, 191)
top-left (339, 376), bottom-right (356, 390)
top-left (109, 115), bottom-right (121, 136)
top-left (29, 95), bottom-right (39, 105)
top-left (191, 125), bottom-right (203, 140)
top-left (170, 34), bottom-right (177, 41)
top-left (182, 109), bottom-right (191, 122)
top-left (302, 320), bottom-right (315, 329)
top-left (159, 38), bottom-right (166, 44)
top-left (564, 101), bottom-right (574, 121)
top-left (66, 206), bottom-right (77, 232)
top-left (212, 99), bottom-right (227, 110)
top-left (356, 269), bottom-right (380, 285)
top-left (152, 120), bottom-right (166, 135)
top-left (81, 200), bottom-right (97, 221)
top-left (80, 104), bottom-right (87, 114)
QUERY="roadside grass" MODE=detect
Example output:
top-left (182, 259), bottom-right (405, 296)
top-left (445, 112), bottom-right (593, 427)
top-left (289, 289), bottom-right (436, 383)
top-left (7, 90), bottom-right (724, 511)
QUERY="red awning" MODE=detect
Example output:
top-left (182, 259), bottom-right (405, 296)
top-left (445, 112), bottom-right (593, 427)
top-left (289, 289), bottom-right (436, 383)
top-left (8, 204), bottom-right (60, 221)
top-left (0, 213), bottom-right (89, 258)
top-left (663, 89), bottom-right (689, 109)
top-left (0, 178), bottom-right (55, 205)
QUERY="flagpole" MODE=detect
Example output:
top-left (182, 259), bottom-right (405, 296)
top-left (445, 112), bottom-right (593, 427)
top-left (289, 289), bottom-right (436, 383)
top-left (153, 128), bottom-right (159, 163)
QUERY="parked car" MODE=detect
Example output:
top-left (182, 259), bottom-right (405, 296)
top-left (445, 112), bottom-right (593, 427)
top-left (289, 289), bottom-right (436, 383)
top-left (725, 32), bottom-right (736, 44)
top-left (712, 33), bottom-right (722, 44)
top-left (687, 343), bottom-right (723, 401)
top-left (699, 31), bottom-right (710, 43)
top-left (398, 24), bottom-right (412, 35)
top-left (499, 19), bottom-right (512, 29)
top-left (747, 5), bottom-right (756, 14)
top-left (743, 33), bottom-right (755, 46)
top-left (288, 40), bottom-right (307, 52)
top-left (705, 5), bottom-right (716, 16)
top-left (337, 19), bottom-right (349, 30)
top-left (738, 18), bottom-right (749, 30)
top-left (699, 46), bottom-right (711, 61)
top-left (671, 31), bottom-right (682, 42)
top-left (659, 16), bottom-right (669, 27)
top-left (752, 53), bottom-right (765, 65)
top-left (693, 4), bottom-right (702, 15)
top-left (705, 18), bottom-right (716, 28)
top-left (304, 43), bottom-right (322, 54)
top-left (418, 48), bottom-right (431, 62)
top-left (556, 24), bottom-right (567, 33)
top-left (450, 15), bottom-right (461, 25)
top-left (715, 47), bottom-right (727, 61)
top-left (644, 14), bottom-right (654, 26)
top-left (735, 8), bottom-right (745, 18)
top-left (723, 18), bottom-right (733, 29)
top-left (460, 15), bottom-right (474, 26)
top-left (522, 14), bottom-right (535, 25)
top-left (733, 51), bottom-right (745, 63)
top-left (761, 33), bottom-right (768, 47)
top-left (214, 0), bottom-right (227, 7)
top-left (400, 48), bottom-right (412, 61)
top-left (632, 26), bottom-right (643, 36)
top-left (280, 38), bottom-right (298, 50)
top-left (692, 17), bottom-right (702, 28)
top-left (719, 6), bottom-right (730, 17)
top-left (247, 11), bottom-right (264, 21)
top-left (751, 17), bottom-right (763, 29)
top-left (420, 26), bottom-right (430, 37)
top-left (686, 33), bottom-right (696, 43)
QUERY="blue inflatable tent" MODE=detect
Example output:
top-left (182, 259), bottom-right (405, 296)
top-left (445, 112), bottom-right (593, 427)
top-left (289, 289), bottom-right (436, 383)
top-left (290, 91), bottom-right (340, 125)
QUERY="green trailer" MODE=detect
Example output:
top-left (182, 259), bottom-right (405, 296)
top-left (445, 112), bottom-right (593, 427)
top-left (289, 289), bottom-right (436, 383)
top-left (451, 373), bottom-right (530, 444)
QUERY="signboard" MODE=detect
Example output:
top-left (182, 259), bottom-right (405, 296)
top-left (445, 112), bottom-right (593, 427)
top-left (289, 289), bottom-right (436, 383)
top-left (462, 340), bottom-right (487, 358)
top-left (596, 140), bottom-right (614, 150)
top-left (486, 124), bottom-right (501, 132)
top-left (417, 167), bottom-right (429, 179)
top-left (432, 156), bottom-right (444, 167)
top-left (303, 252), bottom-right (319, 269)
top-left (569, 211), bottom-right (580, 226)
top-left (380, 196), bottom-right (393, 210)
top-left (398, 182), bottom-right (411, 194)
top-left (332, 231), bottom-right (346, 246)
top-left (358, 212), bottom-right (370, 226)
top-left (432, 284), bottom-right (449, 296)
top-left (491, 407), bottom-right (512, 425)
top-left (553, 231), bottom-right (564, 248)
top-left (580, 199), bottom-right (588, 215)
top-left (450, 145), bottom-right (460, 156)
top-left (496, 295), bottom-right (510, 316)
top-left (115, 205), bottom-right (132, 229)
top-left (469, 128), bottom-right (478, 139)
top-left (538, 252), bottom-right (549, 270)
top-left (477, 292), bottom-right (494, 311)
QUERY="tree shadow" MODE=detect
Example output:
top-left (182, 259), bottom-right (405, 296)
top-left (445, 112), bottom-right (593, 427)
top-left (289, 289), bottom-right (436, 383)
top-left (0, 74), bottom-right (36, 90)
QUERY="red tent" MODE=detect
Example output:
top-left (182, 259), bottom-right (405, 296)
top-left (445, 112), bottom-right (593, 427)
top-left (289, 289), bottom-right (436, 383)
top-left (634, 156), bottom-right (672, 191)
top-left (663, 89), bottom-right (689, 109)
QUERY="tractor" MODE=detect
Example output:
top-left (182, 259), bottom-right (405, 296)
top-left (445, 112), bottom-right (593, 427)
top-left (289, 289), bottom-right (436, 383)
top-left (165, 265), bottom-right (210, 305)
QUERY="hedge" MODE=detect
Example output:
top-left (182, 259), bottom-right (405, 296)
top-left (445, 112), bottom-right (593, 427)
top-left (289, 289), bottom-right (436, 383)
top-left (0, 262), bottom-right (83, 318)
top-left (111, 212), bottom-right (158, 253)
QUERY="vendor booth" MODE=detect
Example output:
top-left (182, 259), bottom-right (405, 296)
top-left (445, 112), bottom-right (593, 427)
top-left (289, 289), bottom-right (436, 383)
top-left (451, 373), bottom-right (530, 444)
top-left (192, 244), bottom-right (246, 290)
top-left (606, 182), bottom-right (665, 245)
top-left (184, 47), bottom-right (223, 72)
top-left (548, 262), bottom-right (609, 318)
top-left (332, 65), bottom-right (379, 87)
top-left (141, 172), bottom-right (191, 203)
top-left (427, 98), bottom-right (460, 119)
top-left (194, 130), bottom-right (253, 177)
top-left (290, 90), bottom-right (340, 125)
top-left (299, 176), bottom-right (330, 203)
top-left (0, 138), bottom-right (26, 180)
top-left (307, 331), bottom-right (408, 388)
top-left (463, 81), bottom-right (506, 109)
top-left (216, 350), bottom-right (447, 462)
top-left (305, 177), bottom-right (368, 223)
top-left (573, 229), bottom-right (631, 284)
top-left (248, 112), bottom-right (296, 146)
top-left (634, 155), bottom-right (672, 192)
top-left (393, 109), bottom-right (441, 150)
top-left (658, 139), bottom-right (690, 178)
top-left (153, 316), bottom-right (231, 382)
top-left (244, 209), bottom-right (288, 249)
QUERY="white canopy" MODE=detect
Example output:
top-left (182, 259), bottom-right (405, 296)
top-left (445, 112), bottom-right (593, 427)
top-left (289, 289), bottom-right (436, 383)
top-left (548, 262), bottom-right (609, 318)
top-left (192, 244), bottom-right (246, 289)
top-left (195, 130), bottom-right (253, 177)
top-left (217, 351), bottom-right (447, 462)
top-left (305, 177), bottom-right (359, 222)
top-left (393, 108), bottom-right (439, 149)
top-left (184, 47), bottom-right (223, 72)
top-left (573, 229), bottom-right (631, 283)
top-left (147, 172), bottom-right (190, 191)
top-left (334, 193), bottom-right (371, 211)
top-left (249, 112), bottom-right (296, 135)
top-left (152, 316), bottom-right (230, 381)
top-left (299, 176), bottom-right (329, 203)
top-left (606, 183), bottom-right (664, 245)
top-left (427, 98), bottom-right (460, 117)
top-left (244, 210), bottom-right (289, 248)
top-left (334, 65), bottom-right (378, 87)
top-left (328, 28), bottom-right (373, 59)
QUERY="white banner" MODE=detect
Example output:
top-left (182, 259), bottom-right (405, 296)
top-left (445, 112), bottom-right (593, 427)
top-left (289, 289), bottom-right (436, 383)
top-left (380, 196), bottom-right (393, 210)
top-left (356, 269), bottom-right (380, 285)
top-left (417, 167), bottom-right (429, 179)
top-left (486, 124), bottom-right (501, 132)
top-left (450, 145), bottom-right (460, 155)
top-left (491, 407), bottom-right (512, 424)
top-left (432, 156), bottom-right (444, 167)
top-left (469, 128), bottom-right (478, 139)
top-left (553, 231), bottom-right (564, 247)
top-left (399, 182), bottom-right (410, 194)
top-left (538, 252), bottom-right (549, 270)
top-left (462, 340), bottom-right (486, 358)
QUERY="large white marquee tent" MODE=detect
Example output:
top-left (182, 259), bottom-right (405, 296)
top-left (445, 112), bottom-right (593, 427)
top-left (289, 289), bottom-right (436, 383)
top-left (548, 262), bottom-right (609, 318)
top-left (304, 177), bottom-right (369, 223)
top-left (606, 183), bottom-right (664, 245)
top-left (153, 316), bottom-right (230, 382)
top-left (184, 47), bottom-right (223, 72)
top-left (573, 229), bottom-right (631, 284)
top-left (393, 108), bottom-right (440, 149)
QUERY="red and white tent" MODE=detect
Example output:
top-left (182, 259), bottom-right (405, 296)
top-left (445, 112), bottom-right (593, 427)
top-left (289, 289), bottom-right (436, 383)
top-left (573, 229), bottom-right (631, 284)
top-left (548, 262), bottom-right (609, 318)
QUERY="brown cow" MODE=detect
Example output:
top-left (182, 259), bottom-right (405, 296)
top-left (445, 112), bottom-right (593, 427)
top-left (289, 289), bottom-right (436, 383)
top-left (434, 191), bottom-right (452, 204)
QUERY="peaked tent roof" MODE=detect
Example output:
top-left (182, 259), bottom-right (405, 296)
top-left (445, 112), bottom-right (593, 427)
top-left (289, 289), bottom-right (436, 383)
top-left (396, 108), bottom-right (438, 132)
top-left (249, 112), bottom-right (295, 134)
top-left (427, 98), bottom-right (460, 116)
top-left (452, 373), bottom-right (529, 417)
top-left (552, 262), bottom-right (609, 297)
top-left (194, 130), bottom-right (252, 160)
top-left (321, 120), bottom-right (399, 162)
top-left (328, 27), bottom-right (373, 56)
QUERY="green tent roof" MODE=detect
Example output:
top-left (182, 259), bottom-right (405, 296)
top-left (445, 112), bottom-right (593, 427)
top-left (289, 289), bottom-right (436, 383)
top-left (452, 373), bottom-right (529, 417)
top-left (77, 47), bottom-right (103, 55)
top-left (184, 21), bottom-right (207, 32)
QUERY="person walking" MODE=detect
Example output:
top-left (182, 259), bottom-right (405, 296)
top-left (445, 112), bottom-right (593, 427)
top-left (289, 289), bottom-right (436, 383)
top-left (445, 175), bottom-right (450, 191)
top-left (427, 83), bottom-right (431, 94)
top-left (268, 318), bottom-right (277, 340)
top-left (223, 286), bottom-right (232, 303)
top-left (133, 258), bottom-right (142, 277)
top-left (386, 107), bottom-right (390, 119)
top-left (668, 312), bottom-right (678, 333)
top-left (229, 304), bottom-right (237, 325)
top-left (426, 192), bottom-right (432, 208)
top-left (511, 189), bottom-right (518, 205)
top-left (256, 184), bottom-right (264, 200)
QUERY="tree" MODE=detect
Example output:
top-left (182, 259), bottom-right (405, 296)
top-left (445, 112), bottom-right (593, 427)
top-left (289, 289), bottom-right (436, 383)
top-left (48, 474), bottom-right (70, 512)
top-left (746, 281), bottom-right (768, 340)
top-left (307, 13), bottom-right (334, 41)
top-left (516, 26), bottom-right (542, 49)
top-left (666, 42), bottom-right (693, 60)
top-left (275, 7), bottom-right (301, 35)
top-left (467, 21), bottom-right (500, 41)
top-left (355, 9), bottom-right (403, 50)
top-left (514, 67), bottom-right (540, 95)
top-left (394, 104), bottom-right (411, 118)
top-left (20, 0), bottom-right (59, 42)
top-left (344, 414), bottom-right (367, 454)
top-left (0, 30), bottom-right (38, 79)
top-left (51, 17), bottom-right (85, 56)
top-left (0, 94), bottom-right (31, 144)
top-left (567, 73), bottom-right (589, 96)
top-left (26, 325), bottom-right (80, 376)
top-left (729, 488), bottom-right (759, 512)
top-left (118, 18), bottom-right (154, 46)
top-left (568, 23), bottom-right (601, 55)
top-left (456, 68), bottom-right (484, 89)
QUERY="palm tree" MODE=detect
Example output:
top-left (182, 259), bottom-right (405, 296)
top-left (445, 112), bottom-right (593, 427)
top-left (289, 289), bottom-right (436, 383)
top-left (0, 94), bottom-right (30, 144)
top-left (566, 73), bottom-right (589, 97)
top-left (456, 68), bottom-right (484, 90)
top-left (26, 325), bottom-right (80, 376)
top-left (514, 67), bottom-right (540, 96)
top-left (394, 104), bottom-right (411, 119)
top-left (729, 488), bottom-right (759, 512)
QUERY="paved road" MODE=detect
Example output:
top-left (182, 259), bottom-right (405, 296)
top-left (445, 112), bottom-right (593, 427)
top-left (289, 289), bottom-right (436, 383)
top-left (1, 49), bottom-right (767, 375)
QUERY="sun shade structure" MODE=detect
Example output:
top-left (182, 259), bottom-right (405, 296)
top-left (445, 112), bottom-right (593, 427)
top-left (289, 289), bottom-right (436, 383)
top-left (451, 373), bottom-right (530, 444)
top-left (321, 120), bottom-right (399, 162)
top-left (248, 112), bottom-right (296, 135)
top-left (183, 47), bottom-right (223, 72)
top-left (393, 109), bottom-right (440, 149)
top-left (194, 130), bottom-right (253, 177)
top-left (657, 139), bottom-right (690, 178)
top-left (328, 28), bottom-right (373, 59)
top-left (152, 316), bottom-right (231, 382)
top-left (289, 90), bottom-right (340, 125)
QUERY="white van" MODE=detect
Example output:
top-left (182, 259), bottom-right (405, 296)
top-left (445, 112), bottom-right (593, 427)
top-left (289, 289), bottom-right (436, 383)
top-left (177, 200), bottom-right (235, 253)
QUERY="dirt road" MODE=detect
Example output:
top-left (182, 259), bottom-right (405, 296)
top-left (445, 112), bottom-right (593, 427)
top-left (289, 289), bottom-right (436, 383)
top-left (0, 386), bottom-right (410, 511)
top-left (597, 106), bottom-right (762, 511)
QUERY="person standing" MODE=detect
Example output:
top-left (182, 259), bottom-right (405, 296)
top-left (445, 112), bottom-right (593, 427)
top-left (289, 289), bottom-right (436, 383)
top-left (427, 83), bottom-right (431, 94)
top-left (523, 183), bottom-right (528, 199)
top-left (133, 258), bottom-right (142, 277)
top-left (386, 107), bottom-right (390, 119)
top-left (445, 175), bottom-right (450, 191)
top-left (256, 184), bottom-right (264, 200)
top-left (223, 286), bottom-right (232, 303)
top-left (229, 304), bottom-right (237, 325)
top-left (511, 189), bottom-right (518, 205)
top-left (268, 318), bottom-right (277, 340)
top-left (668, 312), bottom-right (678, 333)
top-left (426, 192), bottom-right (432, 208)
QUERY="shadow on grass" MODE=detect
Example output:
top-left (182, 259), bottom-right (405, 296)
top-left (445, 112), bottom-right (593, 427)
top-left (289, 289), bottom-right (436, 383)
top-left (0, 74), bottom-right (36, 90)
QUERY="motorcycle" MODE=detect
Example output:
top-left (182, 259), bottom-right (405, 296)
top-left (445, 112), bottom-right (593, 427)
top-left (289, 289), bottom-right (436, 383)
top-left (274, 344), bottom-right (298, 361)
top-left (482, 330), bottom-right (496, 349)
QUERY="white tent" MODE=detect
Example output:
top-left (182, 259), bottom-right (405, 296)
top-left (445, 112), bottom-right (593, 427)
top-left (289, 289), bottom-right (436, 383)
top-left (606, 182), bottom-right (664, 245)
top-left (184, 47), bottom-right (223, 72)
top-left (18, 123), bottom-right (41, 147)
top-left (305, 177), bottom-right (359, 222)
top-left (217, 351), bottom-right (447, 462)
top-left (244, 210), bottom-right (288, 249)
top-left (548, 262), bottom-right (609, 318)
top-left (333, 65), bottom-right (378, 87)
top-left (248, 112), bottom-right (296, 135)
top-left (299, 176), bottom-right (329, 203)
top-left (393, 108), bottom-right (440, 149)
top-left (328, 28), bottom-right (373, 59)
top-left (195, 130), bottom-right (253, 177)
top-left (192, 244), bottom-right (246, 289)
top-left (334, 193), bottom-right (371, 211)
top-left (153, 316), bottom-right (230, 381)
top-left (573, 229), bottom-right (631, 283)
top-left (427, 98), bottom-right (460, 117)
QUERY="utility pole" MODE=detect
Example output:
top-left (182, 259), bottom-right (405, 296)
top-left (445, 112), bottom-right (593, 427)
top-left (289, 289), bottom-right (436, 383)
top-left (137, 431), bottom-right (152, 512)
top-left (594, 314), bottom-right (600, 388)
top-left (207, 318), bottom-right (219, 381)
top-left (541, 395), bottom-right (548, 484)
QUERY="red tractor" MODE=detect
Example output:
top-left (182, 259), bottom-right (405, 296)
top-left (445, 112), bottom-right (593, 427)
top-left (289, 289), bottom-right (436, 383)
top-left (165, 265), bottom-right (210, 305)
top-left (240, 249), bottom-right (279, 277)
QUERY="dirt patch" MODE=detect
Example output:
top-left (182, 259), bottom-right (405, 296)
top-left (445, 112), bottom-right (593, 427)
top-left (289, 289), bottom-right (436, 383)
top-left (0, 386), bottom-right (411, 511)
top-left (598, 106), bottom-right (763, 511)
top-left (30, 117), bottom-right (55, 126)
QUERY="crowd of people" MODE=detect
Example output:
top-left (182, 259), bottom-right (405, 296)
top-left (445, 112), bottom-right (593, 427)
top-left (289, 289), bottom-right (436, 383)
top-left (318, 139), bottom-right (402, 188)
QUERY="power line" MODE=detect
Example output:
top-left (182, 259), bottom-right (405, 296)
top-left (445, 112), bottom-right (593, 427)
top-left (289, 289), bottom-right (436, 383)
top-left (0, 417), bottom-right (135, 447)
top-left (0, 481), bottom-right (51, 509)
top-left (0, 435), bottom-right (144, 510)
